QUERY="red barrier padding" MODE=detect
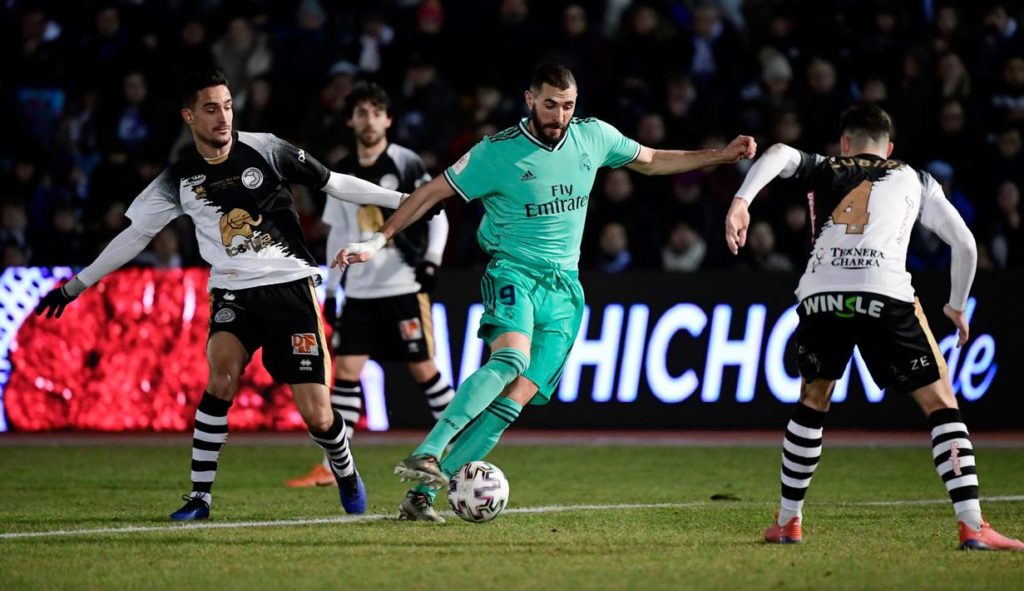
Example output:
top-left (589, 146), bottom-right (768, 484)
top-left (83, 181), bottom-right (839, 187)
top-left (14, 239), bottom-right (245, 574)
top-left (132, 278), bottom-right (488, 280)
top-left (6, 268), bottom-right (313, 431)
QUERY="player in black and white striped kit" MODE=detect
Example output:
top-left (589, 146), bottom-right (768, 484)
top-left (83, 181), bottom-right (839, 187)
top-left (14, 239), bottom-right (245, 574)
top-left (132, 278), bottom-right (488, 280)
top-left (726, 103), bottom-right (1023, 550)
top-left (286, 82), bottom-right (455, 487)
top-left (34, 70), bottom-right (409, 521)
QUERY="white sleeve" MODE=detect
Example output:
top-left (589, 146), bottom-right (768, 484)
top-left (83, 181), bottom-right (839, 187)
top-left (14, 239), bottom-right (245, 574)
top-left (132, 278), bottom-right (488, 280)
top-left (735, 143), bottom-right (816, 203)
top-left (424, 209), bottom-right (449, 266)
top-left (124, 170), bottom-right (184, 237)
top-left (918, 173), bottom-right (977, 310)
top-left (70, 226), bottom-right (153, 293)
top-left (323, 171), bottom-right (405, 208)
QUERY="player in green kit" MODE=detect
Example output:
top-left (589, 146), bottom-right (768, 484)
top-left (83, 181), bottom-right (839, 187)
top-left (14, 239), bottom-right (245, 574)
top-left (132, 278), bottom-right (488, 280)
top-left (333, 62), bottom-right (756, 522)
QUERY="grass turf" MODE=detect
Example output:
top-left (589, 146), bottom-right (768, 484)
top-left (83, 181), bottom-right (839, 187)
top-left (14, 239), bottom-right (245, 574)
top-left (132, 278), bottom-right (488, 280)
top-left (1, 443), bottom-right (1022, 590)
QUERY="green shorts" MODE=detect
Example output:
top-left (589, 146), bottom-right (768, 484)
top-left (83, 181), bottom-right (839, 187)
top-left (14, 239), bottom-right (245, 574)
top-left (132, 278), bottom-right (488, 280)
top-left (477, 257), bottom-right (584, 404)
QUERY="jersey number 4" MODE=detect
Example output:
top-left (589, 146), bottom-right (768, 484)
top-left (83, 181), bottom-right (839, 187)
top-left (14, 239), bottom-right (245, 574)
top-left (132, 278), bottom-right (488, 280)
top-left (832, 180), bottom-right (872, 234)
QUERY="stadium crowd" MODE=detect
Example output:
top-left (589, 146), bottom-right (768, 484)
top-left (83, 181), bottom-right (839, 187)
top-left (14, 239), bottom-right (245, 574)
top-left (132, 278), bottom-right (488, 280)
top-left (1, 0), bottom-right (1022, 272)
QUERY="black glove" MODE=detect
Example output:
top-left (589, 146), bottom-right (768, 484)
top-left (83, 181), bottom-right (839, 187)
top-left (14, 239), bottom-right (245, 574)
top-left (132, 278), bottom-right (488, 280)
top-left (323, 296), bottom-right (337, 326)
top-left (35, 285), bottom-right (78, 319)
top-left (415, 261), bottom-right (439, 294)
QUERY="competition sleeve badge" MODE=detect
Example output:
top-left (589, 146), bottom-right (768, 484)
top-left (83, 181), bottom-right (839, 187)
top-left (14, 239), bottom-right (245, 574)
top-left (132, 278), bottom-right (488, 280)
top-left (452, 151), bottom-right (470, 175)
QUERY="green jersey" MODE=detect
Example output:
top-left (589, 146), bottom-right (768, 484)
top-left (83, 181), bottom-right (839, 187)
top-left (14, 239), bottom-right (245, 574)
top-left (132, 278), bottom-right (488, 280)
top-left (442, 117), bottom-right (641, 270)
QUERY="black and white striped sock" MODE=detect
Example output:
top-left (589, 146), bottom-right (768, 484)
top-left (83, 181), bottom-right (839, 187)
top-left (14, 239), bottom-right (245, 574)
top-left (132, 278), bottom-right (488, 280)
top-left (929, 408), bottom-right (983, 530)
top-left (778, 402), bottom-right (826, 525)
top-left (310, 410), bottom-right (355, 479)
top-left (330, 379), bottom-right (363, 441)
top-left (188, 392), bottom-right (231, 505)
top-left (419, 372), bottom-right (455, 420)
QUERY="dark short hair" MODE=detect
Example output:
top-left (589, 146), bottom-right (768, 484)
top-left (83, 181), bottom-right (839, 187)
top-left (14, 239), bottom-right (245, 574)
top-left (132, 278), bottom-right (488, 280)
top-left (180, 69), bottom-right (229, 107)
top-left (840, 102), bottom-right (894, 142)
top-left (346, 81), bottom-right (391, 119)
top-left (530, 61), bottom-right (577, 92)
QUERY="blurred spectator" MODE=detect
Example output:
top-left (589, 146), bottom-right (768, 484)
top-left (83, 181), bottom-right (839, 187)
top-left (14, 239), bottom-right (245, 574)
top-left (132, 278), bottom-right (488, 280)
top-left (925, 160), bottom-right (975, 228)
top-left (0, 201), bottom-right (30, 256)
top-left (613, 4), bottom-right (680, 92)
top-left (989, 127), bottom-right (1024, 190)
top-left (172, 18), bottom-right (215, 83)
top-left (29, 202), bottom-right (83, 266)
top-left (740, 48), bottom-right (795, 137)
top-left (929, 4), bottom-right (965, 55)
top-left (73, 5), bottom-right (131, 93)
top-left (98, 71), bottom-right (165, 158)
top-left (2, 242), bottom-right (30, 268)
top-left (989, 55), bottom-right (1024, 128)
top-left (302, 63), bottom-right (356, 157)
top-left (487, 0), bottom-right (544, 96)
top-left (936, 52), bottom-right (971, 102)
top-left (774, 202), bottom-right (810, 269)
top-left (662, 221), bottom-right (706, 271)
top-left (685, 1), bottom-right (749, 120)
top-left (595, 222), bottom-right (632, 273)
top-left (989, 180), bottom-right (1022, 268)
top-left (548, 4), bottom-right (610, 104)
top-left (235, 76), bottom-right (284, 136)
top-left (743, 221), bottom-right (794, 271)
top-left (663, 172), bottom-right (716, 244)
top-left (212, 17), bottom-right (273, 111)
top-left (588, 169), bottom-right (659, 268)
top-left (272, 0), bottom-right (333, 116)
top-left (977, 3), bottom-right (1024, 83)
top-left (4, 5), bottom-right (65, 87)
top-left (925, 99), bottom-right (981, 192)
top-left (907, 224), bottom-right (951, 271)
top-left (662, 76), bottom-right (702, 146)
top-left (800, 57), bottom-right (848, 152)
top-left (84, 200), bottom-right (129, 260)
top-left (394, 55), bottom-right (457, 170)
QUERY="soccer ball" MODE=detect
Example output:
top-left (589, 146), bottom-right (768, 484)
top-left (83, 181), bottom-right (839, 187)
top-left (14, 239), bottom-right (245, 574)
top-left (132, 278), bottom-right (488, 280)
top-left (447, 461), bottom-right (509, 523)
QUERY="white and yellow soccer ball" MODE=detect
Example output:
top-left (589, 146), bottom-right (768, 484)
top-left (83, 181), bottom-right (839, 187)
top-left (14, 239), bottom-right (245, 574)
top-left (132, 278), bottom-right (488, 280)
top-left (447, 461), bottom-right (509, 523)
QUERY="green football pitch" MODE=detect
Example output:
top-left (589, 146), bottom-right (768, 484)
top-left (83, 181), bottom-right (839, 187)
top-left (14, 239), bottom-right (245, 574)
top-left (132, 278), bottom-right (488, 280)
top-left (2, 439), bottom-right (1022, 590)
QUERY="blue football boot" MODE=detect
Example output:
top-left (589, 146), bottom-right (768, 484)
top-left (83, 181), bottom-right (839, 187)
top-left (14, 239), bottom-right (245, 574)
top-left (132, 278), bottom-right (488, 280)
top-left (338, 472), bottom-right (367, 514)
top-left (170, 494), bottom-right (210, 521)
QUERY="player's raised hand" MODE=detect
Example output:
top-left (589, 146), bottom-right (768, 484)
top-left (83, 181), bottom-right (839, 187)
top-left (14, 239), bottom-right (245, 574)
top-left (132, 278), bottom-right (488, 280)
top-left (34, 285), bottom-right (78, 318)
top-left (942, 303), bottom-right (970, 347)
top-left (722, 135), bottom-right (757, 163)
top-left (330, 232), bottom-right (387, 271)
top-left (725, 198), bottom-right (750, 255)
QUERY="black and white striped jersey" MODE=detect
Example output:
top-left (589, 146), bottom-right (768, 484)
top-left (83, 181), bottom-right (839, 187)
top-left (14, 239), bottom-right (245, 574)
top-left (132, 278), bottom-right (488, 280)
top-left (125, 131), bottom-right (330, 291)
top-left (322, 143), bottom-right (433, 299)
top-left (788, 152), bottom-right (953, 303)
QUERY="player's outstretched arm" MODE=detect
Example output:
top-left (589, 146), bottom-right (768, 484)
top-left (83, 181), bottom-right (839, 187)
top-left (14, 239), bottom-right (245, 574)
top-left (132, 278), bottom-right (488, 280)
top-left (34, 225), bottom-right (153, 318)
top-left (920, 175), bottom-right (978, 347)
top-left (627, 135), bottom-right (756, 176)
top-left (725, 143), bottom-right (807, 255)
top-left (331, 175), bottom-right (455, 271)
top-left (322, 171), bottom-right (406, 209)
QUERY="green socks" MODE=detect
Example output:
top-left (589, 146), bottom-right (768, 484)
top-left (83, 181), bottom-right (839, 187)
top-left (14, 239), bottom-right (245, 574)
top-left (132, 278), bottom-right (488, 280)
top-left (416, 397), bottom-right (523, 500)
top-left (414, 348), bottom-right (528, 458)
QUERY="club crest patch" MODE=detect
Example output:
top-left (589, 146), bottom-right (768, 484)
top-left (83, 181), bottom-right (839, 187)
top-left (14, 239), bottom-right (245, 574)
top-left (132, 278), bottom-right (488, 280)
top-left (213, 308), bottom-right (236, 323)
top-left (241, 167), bottom-right (264, 189)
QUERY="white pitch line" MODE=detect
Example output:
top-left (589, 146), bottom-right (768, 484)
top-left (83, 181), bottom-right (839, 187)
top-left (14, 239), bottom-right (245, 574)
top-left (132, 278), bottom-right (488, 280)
top-left (2, 496), bottom-right (1023, 541)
